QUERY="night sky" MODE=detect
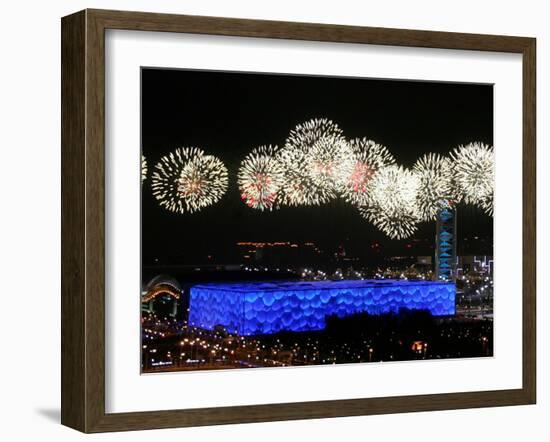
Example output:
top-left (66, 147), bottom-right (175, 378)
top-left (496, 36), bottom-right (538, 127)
top-left (141, 68), bottom-right (493, 267)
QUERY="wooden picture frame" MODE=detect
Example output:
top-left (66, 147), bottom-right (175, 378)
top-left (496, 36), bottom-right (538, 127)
top-left (61, 8), bottom-right (536, 433)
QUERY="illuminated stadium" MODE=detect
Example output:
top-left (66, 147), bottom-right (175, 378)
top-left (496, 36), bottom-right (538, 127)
top-left (188, 279), bottom-right (456, 335)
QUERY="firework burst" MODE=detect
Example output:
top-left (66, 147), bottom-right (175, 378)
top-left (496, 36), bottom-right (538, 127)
top-left (285, 118), bottom-right (344, 151)
top-left (151, 147), bottom-right (228, 214)
top-left (413, 153), bottom-right (453, 221)
top-left (360, 205), bottom-right (421, 240)
top-left (305, 135), bottom-right (355, 195)
top-left (238, 145), bottom-right (284, 211)
top-left (450, 142), bottom-right (494, 215)
top-left (340, 138), bottom-right (395, 206)
top-left (359, 165), bottom-right (421, 239)
top-left (478, 197), bottom-right (494, 216)
top-left (141, 154), bottom-right (148, 184)
top-left (276, 118), bottom-right (350, 206)
top-left (275, 147), bottom-right (327, 206)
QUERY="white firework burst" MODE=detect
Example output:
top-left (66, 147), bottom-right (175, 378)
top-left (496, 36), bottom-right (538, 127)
top-left (238, 145), bottom-right (284, 211)
top-left (413, 153), bottom-right (453, 221)
top-left (339, 138), bottom-right (395, 206)
top-left (285, 118), bottom-right (344, 151)
top-left (305, 135), bottom-right (355, 195)
top-left (276, 118), bottom-right (349, 206)
top-left (360, 205), bottom-right (420, 240)
top-left (450, 142), bottom-right (494, 215)
top-left (275, 146), bottom-right (328, 206)
top-left (141, 154), bottom-right (148, 184)
top-left (359, 165), bottom-right (421, 239)
top-left (478, 196), bottom-right (494, 217)
top-left (151, 147), bottom-right (228, 214)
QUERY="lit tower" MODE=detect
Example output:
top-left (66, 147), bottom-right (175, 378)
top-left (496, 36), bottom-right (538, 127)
top-left (435, 201), bottom-right (457, 281)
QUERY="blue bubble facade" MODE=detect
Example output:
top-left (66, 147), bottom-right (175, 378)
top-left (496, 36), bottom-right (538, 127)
top-left (188, 279), bottom-right (456, 336)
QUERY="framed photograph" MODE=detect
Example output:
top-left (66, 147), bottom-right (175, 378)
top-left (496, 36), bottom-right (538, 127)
top-left (61, 9), bottom-right (536, 433)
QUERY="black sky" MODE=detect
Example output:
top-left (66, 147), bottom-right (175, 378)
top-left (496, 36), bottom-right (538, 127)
top-left (141, 68), bottom-right (493, 266)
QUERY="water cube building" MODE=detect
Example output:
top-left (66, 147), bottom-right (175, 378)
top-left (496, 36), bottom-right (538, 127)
top-left (189, 279), bottom-right (456, 335)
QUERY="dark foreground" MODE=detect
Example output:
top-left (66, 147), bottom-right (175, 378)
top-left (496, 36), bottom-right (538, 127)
top-left (142, 308), bottom-right (493, 373)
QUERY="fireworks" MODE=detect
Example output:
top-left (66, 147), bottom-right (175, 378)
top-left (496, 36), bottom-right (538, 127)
top-left (360, 205), bottom-right (420, 240)
top-left (340, 138), bottom-right (395, 206)
top-left (276, 118), bottom-right (350, 206)
top-left (305, 135), bottom-right (355, 195)
top-left (450, 142), bottom-right (494, 215)
top-left (367, 166), bottom-right (420, 213)
top-left (141, 154), bottom-right (148, 183)
top-left (285, 118), bottom-right (344, 151)
top-left (145, 116), bottom-right (493, 239)
top-left (359, 165), bottom-right (421, 239)
top-left (478, 197), bottom-right (494, 217)
top-left (151, 147), bottom-right (228, 214)
top-left (275, 146), bottom-right (322, 206)
top-left (238, 145), bottom-right (285, 211)
top-left (413, 153), bottom-right (453, 221)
